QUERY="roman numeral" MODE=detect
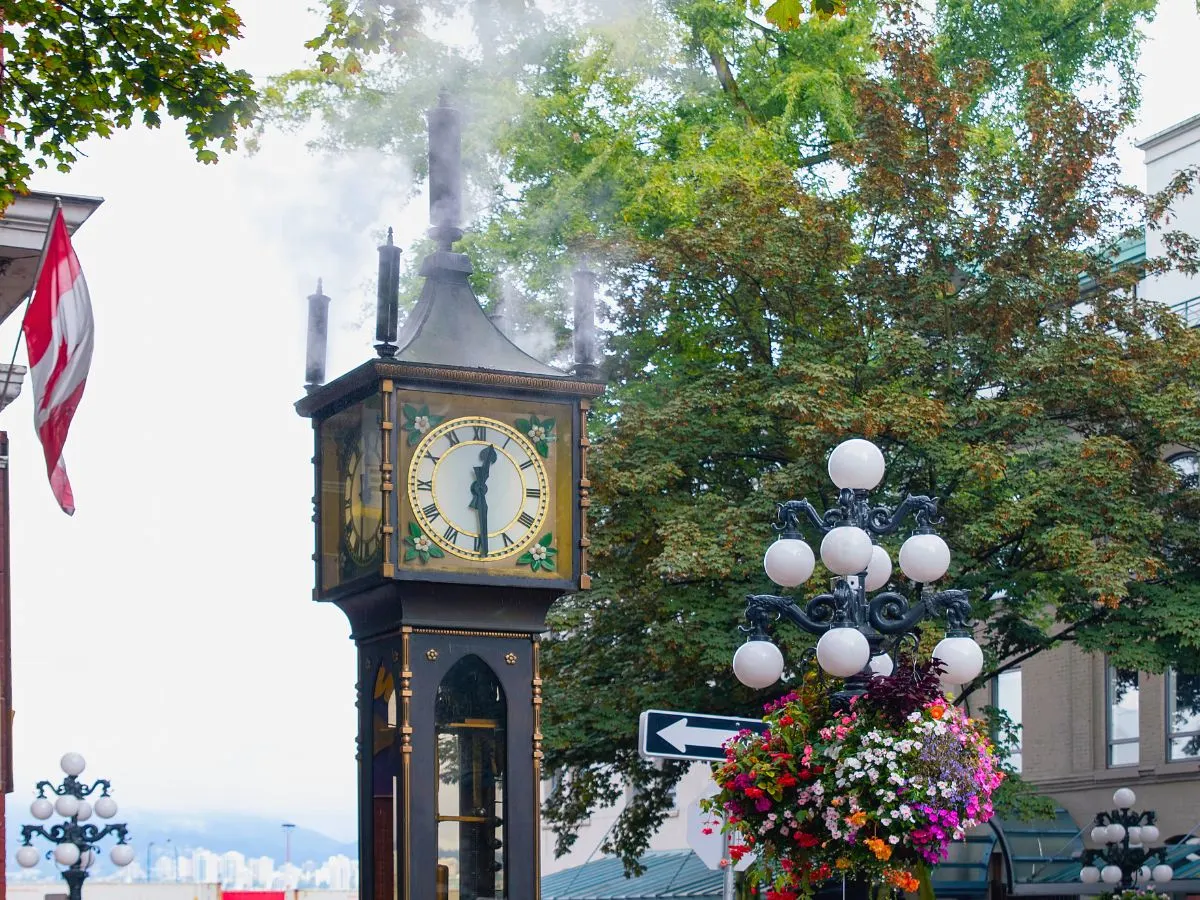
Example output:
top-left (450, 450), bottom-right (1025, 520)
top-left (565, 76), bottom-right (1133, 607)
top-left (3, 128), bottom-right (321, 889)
top-left (473, 425), bottom-right (488, 441)
top-left (519, 459), bottom-right (534, 470)
top-left (425, 452), bottom-right (440, 464)
top-left (518, 512), bottom-right (535, 529)
top-left (501, 434), bottom-right (512, 449)
top-left (443, 525), bottom-right (460, 544)
top-left (473, 535), bottom-right (484, 554)
top-left (416, 479), bottom-right (432, 492)
top-left (526, 487), bottom-right (541, 499)
top-left (422, 503), bottom-right (440, 522)
top-left (446, 430), bottom-right (462, 446)
top-left (501, 533), bottom-right (514, 548)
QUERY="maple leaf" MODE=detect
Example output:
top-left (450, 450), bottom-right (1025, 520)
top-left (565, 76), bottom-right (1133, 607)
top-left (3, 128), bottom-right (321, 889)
top-left (765, 0), bottom-right (804, 31)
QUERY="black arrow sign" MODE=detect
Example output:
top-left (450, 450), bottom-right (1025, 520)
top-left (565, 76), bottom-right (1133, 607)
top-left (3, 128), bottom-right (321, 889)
top-left (638, 709), bottom-right (768, 762)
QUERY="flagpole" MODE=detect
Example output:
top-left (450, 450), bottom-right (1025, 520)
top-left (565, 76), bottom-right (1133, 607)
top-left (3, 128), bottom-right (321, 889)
top-left (0, 198), bottom-right (62, 405)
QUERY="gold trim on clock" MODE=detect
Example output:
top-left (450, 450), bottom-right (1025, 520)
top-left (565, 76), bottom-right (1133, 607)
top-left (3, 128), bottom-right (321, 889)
top-left (407, 415), bottom-right (550, 561)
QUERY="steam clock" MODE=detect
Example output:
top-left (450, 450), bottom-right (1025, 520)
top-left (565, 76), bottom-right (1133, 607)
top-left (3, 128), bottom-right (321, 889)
top-left (296, 96), bottom-right (603, 900)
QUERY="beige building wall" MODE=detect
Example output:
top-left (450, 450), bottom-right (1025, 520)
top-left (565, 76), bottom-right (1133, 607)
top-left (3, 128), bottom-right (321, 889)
top-left (1020, 642), bottom-right (1200, 838)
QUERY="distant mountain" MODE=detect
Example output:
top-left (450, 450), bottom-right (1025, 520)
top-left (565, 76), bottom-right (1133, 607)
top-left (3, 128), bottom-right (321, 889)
top-left (5, 796), bottom-right (356, 880)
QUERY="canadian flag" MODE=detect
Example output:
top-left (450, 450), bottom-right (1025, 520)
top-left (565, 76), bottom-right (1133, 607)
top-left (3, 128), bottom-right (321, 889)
top-left (21, 207), bottom-right (94, 515)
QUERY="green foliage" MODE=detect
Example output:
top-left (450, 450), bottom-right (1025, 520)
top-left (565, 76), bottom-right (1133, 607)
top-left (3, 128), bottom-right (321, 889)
top-left (0, 0), bottom-right (257, 206)
top-left (271, 0), bottom-right (1200, 873)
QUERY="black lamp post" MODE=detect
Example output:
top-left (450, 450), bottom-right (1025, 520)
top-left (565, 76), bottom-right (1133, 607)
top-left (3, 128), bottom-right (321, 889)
top-left (732, 439), bottom-right (983, 706)
top-left (15, 752), bottom-right (133, 900)
top-left (1079, 788), bottom-right (1174, 890)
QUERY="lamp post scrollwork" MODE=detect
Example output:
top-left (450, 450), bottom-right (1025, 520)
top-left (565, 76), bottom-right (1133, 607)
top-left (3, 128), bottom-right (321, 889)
top-left (15, 752), bottom-right (133, 900)
top-left (733, 439), bottom-right (984, 706)
top-left (1079, 788), bottom-right (1174, 890)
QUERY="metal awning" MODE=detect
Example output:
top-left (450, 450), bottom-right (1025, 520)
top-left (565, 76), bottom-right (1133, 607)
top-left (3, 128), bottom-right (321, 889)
top-left (0, 190), bottom-right (103, 325)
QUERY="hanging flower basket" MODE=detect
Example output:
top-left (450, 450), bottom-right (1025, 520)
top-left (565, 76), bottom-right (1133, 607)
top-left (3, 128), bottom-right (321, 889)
top-left (705, 661), bottom-right (1004, 899)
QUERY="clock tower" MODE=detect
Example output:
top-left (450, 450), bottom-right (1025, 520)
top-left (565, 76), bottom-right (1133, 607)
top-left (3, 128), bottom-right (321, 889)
top-left (296, 95), bottom-right (603, 900)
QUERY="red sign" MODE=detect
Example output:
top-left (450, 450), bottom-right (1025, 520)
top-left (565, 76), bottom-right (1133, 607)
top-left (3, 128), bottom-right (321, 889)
top-left (223, 894), bottom-right (285, 900)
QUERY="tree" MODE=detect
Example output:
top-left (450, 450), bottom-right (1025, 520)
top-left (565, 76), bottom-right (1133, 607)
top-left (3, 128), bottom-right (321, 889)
top-left (0, 0), bottom-right (257, 207)
top-left (268, 0), bottom-right (1200, 870)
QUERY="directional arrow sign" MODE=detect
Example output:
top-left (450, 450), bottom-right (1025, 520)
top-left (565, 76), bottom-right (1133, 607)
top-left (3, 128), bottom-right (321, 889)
top-left (639, 709), bottom-right (768, 762)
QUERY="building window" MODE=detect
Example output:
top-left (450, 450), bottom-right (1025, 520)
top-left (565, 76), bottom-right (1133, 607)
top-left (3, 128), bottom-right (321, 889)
top-left (992, 669), bottom-right (1023, 772)
top-left (1107, 666), bottom-right (1139, 767)
top-left (1167, 669), bottom-right (1200, 761)
top-left (1168, 451), bottom-right (1198, 489)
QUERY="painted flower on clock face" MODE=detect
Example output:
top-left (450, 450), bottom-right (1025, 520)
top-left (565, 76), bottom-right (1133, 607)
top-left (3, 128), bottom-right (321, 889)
top-left (415, 535), bottom-right (431, 552)
top-left (414, 415), bottom-right (431, 433)
top-left (531, 544), bottom-right (548, 561)
top-left (528, 424), bottom-right (546, 441)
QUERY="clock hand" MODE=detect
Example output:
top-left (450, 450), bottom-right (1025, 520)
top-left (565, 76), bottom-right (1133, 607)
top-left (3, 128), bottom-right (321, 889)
top-left (469, 444), bottom-right (499, 556)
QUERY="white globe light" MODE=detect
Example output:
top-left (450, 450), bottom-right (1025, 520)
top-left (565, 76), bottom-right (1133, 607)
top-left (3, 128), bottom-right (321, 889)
top-left (1100, 865), bottom-right (1123, 885)
top-left (933, 636), bottom-right (984, 683)
top-left (79, 849), bottom-right (96, 869)
top-left (820, 526), bottom-right (874, 575)
top-left (868, 653), bottom-right (894, 676)
top-left (1127, 827), bottom-right (1142, 844)
top-left (54, 843), bottom-right (80, 866)
top-left (59, 752), bottom-right (86, 777)
top-left (864, 545), bottom-right (892, 591)
top-left (1105, 823), bottom-right (1127, 844)
top-left (30, 797), bottom-right (53, 820)
top-left (1091, 826), bottom-right (1110, 844)
top-left (16, 846), bottom-right (40, 868)
top-left (733, 641), bottom-right (785, 690)
top-left (93, 796), bottom-right (117, 819)
top-left (1152, 865), bottom-right (1173, 883)
top-left (1079, 866), bottom-right (1101, 884)
top-left (54, 795), bottom-right (79, 818)
top-left (764, 539), bottom-right (815, 588)
top-left (1141, 825), bottom-right (1160, 843)
top-left (1137, 866), bottom-right (1152, 883)
top-left (75, 800), bottom-right (92, 822)
top-left (827, 439), bottom-right (886, 490)
top-left (898, 533), bottom-right (951, 582)
top-left (816, 627), bottom-right (871, 677)
top-left (1113, 787), bottom-right (1136, 809)
top-left (110, 844), bottom-right (135, 867)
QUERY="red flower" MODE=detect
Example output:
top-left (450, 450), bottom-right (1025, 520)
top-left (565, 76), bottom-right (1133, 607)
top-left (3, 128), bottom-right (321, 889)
top-left (729, 845), bottom-right (748, 862)
top-left (777, 774), bottom-right (797, 787)
top-left (745, 787), bottom-right (765, 799)
top-left (779, 715), bottom-right (794, 726)
top-left (795, 832), bottom-right (820, 848)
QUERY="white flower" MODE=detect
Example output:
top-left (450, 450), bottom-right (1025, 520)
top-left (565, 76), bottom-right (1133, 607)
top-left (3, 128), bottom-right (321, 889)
top-left (888, 835), bottom-right (900, 845)
top-left (414, 415), bottom-right (431, 433)
top-left (415, 536), bottom-right (431, 551)
top-left (531, 544), bottom-right (548, 561)
top-left (529, 425), bottom-right (546, 441)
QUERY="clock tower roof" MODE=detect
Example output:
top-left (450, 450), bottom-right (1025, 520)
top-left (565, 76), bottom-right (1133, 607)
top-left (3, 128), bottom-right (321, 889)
top-left (391, 248), bottom-right (564, 379)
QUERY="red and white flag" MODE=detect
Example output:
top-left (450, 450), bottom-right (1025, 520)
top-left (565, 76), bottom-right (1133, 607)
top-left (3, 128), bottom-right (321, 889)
top-left (21, 207), bottom-right (94, 515)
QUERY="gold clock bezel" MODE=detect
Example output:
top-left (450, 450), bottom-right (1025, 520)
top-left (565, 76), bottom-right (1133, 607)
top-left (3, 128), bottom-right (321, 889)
top-left (407, 415), bottom-right (550, 561)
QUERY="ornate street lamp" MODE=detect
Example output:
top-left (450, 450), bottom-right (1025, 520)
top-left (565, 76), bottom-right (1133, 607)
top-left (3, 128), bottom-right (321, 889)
top-left (15, 752), bottom-right (134, 899)
top-left (1079, 788), bottom-right (1174, 890)
top-left (732, 438), bottom-right (984, 703)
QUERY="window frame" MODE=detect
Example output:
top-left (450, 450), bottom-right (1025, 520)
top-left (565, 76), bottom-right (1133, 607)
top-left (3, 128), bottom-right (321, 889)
top-left (1166, 668), bottom-right (1200, 762)
top-left (990, 668), bottom-right (1023, 773)
top-left (1106, 664), bottom-right (1140, 768)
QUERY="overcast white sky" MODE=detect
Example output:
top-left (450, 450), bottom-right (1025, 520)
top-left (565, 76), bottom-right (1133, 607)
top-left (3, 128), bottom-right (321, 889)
top-left (1, 0), bottom-right (1199, 844)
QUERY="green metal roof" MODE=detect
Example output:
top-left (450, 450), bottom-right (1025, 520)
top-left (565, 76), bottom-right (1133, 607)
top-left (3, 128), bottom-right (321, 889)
top-left (542, 850), bottom-right (724, 900)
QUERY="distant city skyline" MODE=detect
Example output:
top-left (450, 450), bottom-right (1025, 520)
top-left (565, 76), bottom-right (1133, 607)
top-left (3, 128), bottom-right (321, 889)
top-left (10, 846), bottom-right (358, 891)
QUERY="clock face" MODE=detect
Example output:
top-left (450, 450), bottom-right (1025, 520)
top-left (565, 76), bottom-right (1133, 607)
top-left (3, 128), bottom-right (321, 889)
top-left (407, 416), bottom-right (550, 561)
top-left (344, 440), bottom-right (383, 566)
